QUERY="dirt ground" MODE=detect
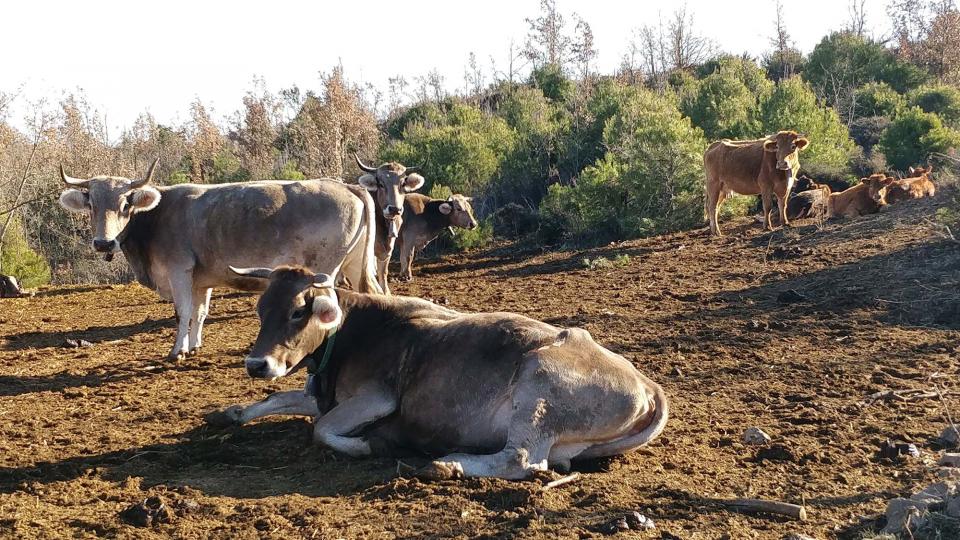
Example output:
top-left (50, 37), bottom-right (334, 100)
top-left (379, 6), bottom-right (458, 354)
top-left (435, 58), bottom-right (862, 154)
top-left (1, 194), bottom-right (959, 540)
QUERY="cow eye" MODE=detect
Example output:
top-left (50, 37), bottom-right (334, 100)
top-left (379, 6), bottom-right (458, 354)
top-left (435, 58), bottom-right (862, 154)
top-left (291, 306), bottom-right (309, 321)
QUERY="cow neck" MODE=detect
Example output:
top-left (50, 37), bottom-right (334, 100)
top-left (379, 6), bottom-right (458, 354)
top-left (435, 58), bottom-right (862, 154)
top-left (422, 200), bottom-right (452, 233)
top-left (308, 328), bottom-right (338, 375)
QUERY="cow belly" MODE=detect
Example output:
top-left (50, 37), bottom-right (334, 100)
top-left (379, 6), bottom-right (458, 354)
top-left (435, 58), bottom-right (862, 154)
top-left (389, 392), bottom-right (514, 455)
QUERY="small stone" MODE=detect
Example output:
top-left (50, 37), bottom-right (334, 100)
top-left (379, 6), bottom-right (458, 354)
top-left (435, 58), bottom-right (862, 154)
top-left (783, 534), bottom-right (818, 540)
top-left (743, 427), bottom-right (772, 445)
top-left (78, 339), bottom-right (94, 348)
top-left (939, 453), bottom-right (960, 467)
top-left (878, 439), bottom-right (921, 460)
top-left (625, 511), bottom-right (655, 530)
top-left (947, 495), bottom-right (960, 518)
top-left (940, 425), bottom-right (960, 448)
top-left (882, 498), bottom-right (924, 534)
top-left (600, 516), bottom-right (630, 535)
top-left (63, 339), bottom-right (79, 348)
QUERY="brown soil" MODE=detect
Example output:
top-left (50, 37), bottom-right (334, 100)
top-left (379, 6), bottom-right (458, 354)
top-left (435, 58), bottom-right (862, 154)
top-left (1, 195), bottom-right (959, 539)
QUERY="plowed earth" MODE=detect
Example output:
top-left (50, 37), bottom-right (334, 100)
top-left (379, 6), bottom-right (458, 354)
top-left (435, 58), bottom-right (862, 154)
top-left (1, 194), bottom-right (958, 539)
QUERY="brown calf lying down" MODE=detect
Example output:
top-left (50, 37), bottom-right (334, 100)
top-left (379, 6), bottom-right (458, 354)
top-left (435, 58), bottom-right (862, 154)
top-left (397, 193), bottom-right (478, 281)
top-left (216, 266), bottom-right (669, 480)
top-left (886, 165), bottom-right (937, 204)
top-left (827, 174), bottom-right (894, 219)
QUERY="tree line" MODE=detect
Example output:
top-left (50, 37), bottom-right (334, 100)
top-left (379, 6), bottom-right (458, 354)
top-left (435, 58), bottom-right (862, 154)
top-left (2, 0), bottom-right (959, 287)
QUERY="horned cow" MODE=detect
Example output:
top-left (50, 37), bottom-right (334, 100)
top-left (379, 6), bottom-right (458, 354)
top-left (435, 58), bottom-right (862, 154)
top-left (58, 160), bottom-right (382, 360)
top-left (210, 266), bottom-right (669, 481)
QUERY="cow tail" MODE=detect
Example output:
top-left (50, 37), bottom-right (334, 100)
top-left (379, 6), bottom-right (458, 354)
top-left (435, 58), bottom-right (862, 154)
top-left (577, 377), bottom-right (669, 459)
top-left (357, 187), bottom-right (385, 295)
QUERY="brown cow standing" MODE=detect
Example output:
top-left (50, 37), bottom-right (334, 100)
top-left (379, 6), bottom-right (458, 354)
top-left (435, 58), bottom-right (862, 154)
top-left (885, 165), bottom-right (937, 204)
top-left (395, 193), bottom-right (478, 281)
top-left (826, 174), bottom-right (895, 219)
top-left (704, 131), bottom-right (809, 236)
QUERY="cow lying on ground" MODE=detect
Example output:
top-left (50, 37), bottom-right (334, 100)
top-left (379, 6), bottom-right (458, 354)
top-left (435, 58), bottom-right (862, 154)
top-left (355, 156), bottom-right (425, 293)
top-left (210, 266), bottom-right (669, 480)
top-left (395, 193), bottom-right (478, 281)
top-left (59, 160), bottom-right (382, 360)
top-left (885, 165), bottom-right (937, 204)
top-left (826, 174), bottom-right (894, 219)
top-left (704, 130), bottom-right (809, 236)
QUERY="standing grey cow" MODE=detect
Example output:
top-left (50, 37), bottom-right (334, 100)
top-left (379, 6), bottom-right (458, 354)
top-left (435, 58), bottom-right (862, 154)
top-left (58, 160), bottom-right (382, 360)
top-left (355, 156), bottom-right (425, 292)
top-left (210, 266), bottom-right (669, 480)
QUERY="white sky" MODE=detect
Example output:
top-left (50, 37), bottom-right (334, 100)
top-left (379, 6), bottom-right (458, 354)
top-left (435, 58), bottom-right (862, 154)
top-left (1, 0), bottom-right (893, 135)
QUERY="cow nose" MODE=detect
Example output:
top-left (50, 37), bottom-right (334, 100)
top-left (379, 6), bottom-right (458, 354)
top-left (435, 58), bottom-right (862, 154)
top-left (385, 205), bottom-right (402, 217)
top-left (93, 239), bottom-right (115, 252)
top-left (245, 357), bottom-right (269, 378)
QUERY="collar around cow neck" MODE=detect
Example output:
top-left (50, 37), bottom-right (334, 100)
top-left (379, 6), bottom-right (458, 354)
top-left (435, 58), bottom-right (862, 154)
top-left (308, 329), bottom-right (338, 375)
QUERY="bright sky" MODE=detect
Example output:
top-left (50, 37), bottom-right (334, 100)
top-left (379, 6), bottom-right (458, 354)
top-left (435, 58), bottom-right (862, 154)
top-left (2, 0), bottom-right (893, 135)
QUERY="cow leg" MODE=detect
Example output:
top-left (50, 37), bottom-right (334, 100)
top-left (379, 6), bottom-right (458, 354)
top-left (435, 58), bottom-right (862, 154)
top-left (312, 388), bottom-right (397, 457)
top-left (168, 269), bottom-right (195, 361)
top-left (419, 397), bottom-right (557, 480)
top-left (705, 181), bottom-right (724, 236)
top-left (376, 256), bottom-right (391, 294)
top-left (761, 191), bottom-right (775, 230)
top-left (206, 388), bottom-right (320, 426)
top-left (188, 287), bottom-right (212, 355)
top-left (398, 239), bottom-right (415, 281)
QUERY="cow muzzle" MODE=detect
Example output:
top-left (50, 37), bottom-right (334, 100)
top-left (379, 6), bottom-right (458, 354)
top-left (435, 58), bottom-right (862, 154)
top-left (245, 355), bottom-right (286, 380)
top-left (93, 238), bottom-right (118, 252)
top-left (384, 205), bottom-right (402, 219)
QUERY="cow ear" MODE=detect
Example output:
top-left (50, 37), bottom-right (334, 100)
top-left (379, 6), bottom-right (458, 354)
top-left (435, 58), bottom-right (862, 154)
top-left (908, 166), bottom-right (916, 175)
top-left (882, 176), bottom-right (895, 186)
top-left (129, 186), bottom-right (161, 212)
top-left (312, 294), bottom-right (342, 329)
top-left (763, 140), bottom-right (778, 152)
top-left (59, 189), bottom-right (89, 213)
top-left (794, 137), bottom-right (809, 150)
top-left (358, 174), bottom-right (378, 192)
top-left (403, 173), bottom-right (424, 192)
top-left (860, 177), bottom-right (869, 184)
top-left (439, 202), bottom-right (453, 215)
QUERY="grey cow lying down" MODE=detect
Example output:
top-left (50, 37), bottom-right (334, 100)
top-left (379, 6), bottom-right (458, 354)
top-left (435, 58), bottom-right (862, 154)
top-left (208, 265), bottom-right (669, 480)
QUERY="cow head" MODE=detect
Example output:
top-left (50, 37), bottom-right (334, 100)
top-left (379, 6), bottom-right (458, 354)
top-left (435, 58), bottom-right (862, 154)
top-left (439, 194), bottom-right (478, 230)
top-left (908, 165), bottom-right (933, 177)
top-left (763, 131), bottom-right (809, 172)
top-left (861, 174), bottom-right (895, 205)
top-left (355, 155), bottom-right (424, 230)
top-left (230, 266), bottom-right (341, 380)
top-left (58, 159), bottom-right (161, 260)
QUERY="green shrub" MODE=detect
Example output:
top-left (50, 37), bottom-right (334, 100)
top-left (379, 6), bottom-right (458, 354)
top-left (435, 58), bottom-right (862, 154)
top-left (167, 171), bottom-right (191, 185)
top-left (760, 77), bottom-right (856, 168)
top-left (681, 71), bottom-right (762, 140)
top-left (277, 162), bottom-right (306, 180)
top-left (849, 116), bottom-right (892, 153)
top-left (540, 88), bottom-right (707, 243)
top-left (0, 219), bottom-right (51, 289)
top-left (450, 217), bottom-right (493, 251)
top-left (381, 102), bottom-right (515, 196)
top-left (907, 85), bottom-right (960, 128)
top-left (878, 107), bottom-right (960, 170)
top-left (854, 82), bottom-right (904, 118)
top-left (804, 32), bottom-right (927, 97)
top-left (496, 86), bottom-right (569, 201)
top-left (427, 183), bottom-right (453, 200)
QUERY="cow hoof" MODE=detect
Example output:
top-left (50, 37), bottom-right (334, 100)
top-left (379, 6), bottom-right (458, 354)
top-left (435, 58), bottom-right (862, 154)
top-left (167, 351), bottom-right (187, 362)
top-left (204, 405), bottom-right (242, 427)
top-left (416, 461), bottom-right (464, 481)
top-left (188, 348), bottom-right (200, 357)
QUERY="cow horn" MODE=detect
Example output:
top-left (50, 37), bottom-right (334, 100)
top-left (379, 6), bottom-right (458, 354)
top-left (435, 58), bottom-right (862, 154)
top-left (60, 165), bottom-right (90, 188)
top-left (129, 158), bottom-right (160, 188)
top-left (229, 266), bottom-right (273, 280)
top-left (312, 273), bottom-right (335, 289)
top-left (355, 154), bottom-right (377, 173)
top-left (403, 165), bottom-right (421, 175)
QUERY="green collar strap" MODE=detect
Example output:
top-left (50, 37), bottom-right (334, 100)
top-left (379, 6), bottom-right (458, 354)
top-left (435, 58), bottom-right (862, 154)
top-left (308, 330), bottom-right (337, 375)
